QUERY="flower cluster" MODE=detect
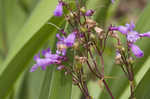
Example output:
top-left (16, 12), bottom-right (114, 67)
top-left (30, 0), bottom-right (150, 99)
top-left (30, 31), bottom-right (76, 72)
top-left (110, 22), bottom-right (150, 58)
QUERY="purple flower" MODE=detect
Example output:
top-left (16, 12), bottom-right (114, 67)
top-left (57, 65), bottom-right (65, 70)
top-left (127, 31), bottom-right (140, 43)
top-left (56, 32), bottom-right (76, 47)
top-left (129, 44), bottom-right (144, 58)
top-left (54, 2), bottom-right (63, 16)
top-left (110, 22), bottom-right (140, 43)
top-left (110, 22), bottom-right (150, 58)
top-left (118, 22), bottom-right (135, 35)
top-left (111, 0), bottom-right (115, 3)
top-left (30, 55), bottom-right (52, 72)
top-left (139, 32), bottom-right (150, 38)
top-left (85, 10), bottom-right (94, 16)
top-left (60, 29), bottom-right (66, 35)
top-left (64, 32), bottom-right (76, 47)
top-left (30, 48), bottom-right (63, 72)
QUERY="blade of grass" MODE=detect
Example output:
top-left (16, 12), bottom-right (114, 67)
top-left (134, 63), bottom-right (150, 99)
top-left (0, 0), bottom-right (64, 98)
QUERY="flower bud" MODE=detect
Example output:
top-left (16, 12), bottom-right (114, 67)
top-left (94, 27), bottom-right (105, 39)
top-left (116, 45), bottom-right (125, 52)
top-left (80, 7), bottom-right (86, 14)
top-left (115, 51), bottom-right (122, 64)
top-left (86, 18), bottom-right (96, 29)
top-left (85, 10), bottom-right (94, 16)
top-left (69, 12), bottom-right (74, 18)
top-left (80, 26), bottom-right (87, 32)
top-left (94, 27), bottom-right (104, 34)
top-left (57, 65), bottom-right (65, 70)
top-left (127, 57), bottom-right (134, 64)
top-left (73, 42), bottom-right (79, 49)
top-left (90, 34), bottom-right (96, 40)
top-left (130, 44), bottom-right (144, 58)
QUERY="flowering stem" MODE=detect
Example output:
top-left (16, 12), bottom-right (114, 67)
top-left (91, 41), bottom-right (114, 99)
top-left (120, 51), bottom-right (135, 98)
top-left (86, 58), bottom-right (114, 99)
top-left (102, 80), bottom-right (114, 99)
top-left (64, 66), bottom-right (90, 97)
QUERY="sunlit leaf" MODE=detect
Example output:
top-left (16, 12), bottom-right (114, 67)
top-left (0, 0), bottom-right (64, 98)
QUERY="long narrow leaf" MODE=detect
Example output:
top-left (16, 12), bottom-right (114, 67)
top-left (0, 0), bottom-right (62, 98)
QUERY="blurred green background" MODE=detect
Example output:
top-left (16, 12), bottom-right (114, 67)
top-left (1, 0), bottom-right (150, 99)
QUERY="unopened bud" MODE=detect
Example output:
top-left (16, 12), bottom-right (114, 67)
top-left (94, 27), bottom-right (104, 39)
top-left (115, 51), bottom-right (122, 64)
top-left (86, 18), bottom-right (96, 29)
top-left (75, 56), bottom-right (87, 64)
top-left (65, 15), bottom-right (70, 21)
top-left (57, 65), bottom-right (65, 70)
top-left (94, 27), bottom-right (104, 34)
top-left (85, 10), bottom-right (94, 16)
top-left (80, 7), bottom-right (86, 14)
top-left (115, 60), bottom-right (121, 64)
top-left (90, 34), bottom-right (96, 40)
top-left (73, 42), bottom-right (79, 49)
top-left (69, 12), bottom-right (74, 18)
top-left (80, 26), bottom-right (87, 32)
top-left (115, 54), bottom-right (121, 60)
top-left (99, 35), bottom-right (104, 39)
top-left (127, 57), bottom-right (134, 64)
top-left (116, 45), bottom-right (125, 52)
top-left (109, 31), bottom-right (119, 39)
top-left (121, 47), bottom-right (125, 51)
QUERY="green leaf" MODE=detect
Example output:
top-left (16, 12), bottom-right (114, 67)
top-left (0, 0), bottom-right (64, 98)
top-left (71, 85), bottom-right (81, 99)
top-left (135, 62), bottom-right (150, 99)
top-left (48, 69), bottom-right (72, 99)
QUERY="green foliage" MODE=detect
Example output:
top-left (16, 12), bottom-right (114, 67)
top-left (1, 0), bottom-right (150, 99)
top-left (0, 0), bottom-right (62, 98)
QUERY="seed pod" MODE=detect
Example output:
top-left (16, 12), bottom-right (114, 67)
top-left (80, 26), bottom-right (87, 32)
top-left (127, 57), bottom-right (134, 64)
top-left (80, 7), bottom-right (86, 14)
top-left (94, 27), bottom-right (104, 34)
top-left (73, 42), bottom-right (79, 49)
top-left (90, 34), bottom-right (96, 40)
top-left (86, 18), bottom-right (96, 29)
top-left (109, 31), bottom-right (119, 39)
top-left (115, 50), bottom-right (122, 64)
top-left (94, 27), bottom-right (105, 39)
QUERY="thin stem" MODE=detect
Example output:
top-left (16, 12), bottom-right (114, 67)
top-left (102, 29), bottom-right (110, 53)
top-left (120, 64), bottom-right (129, 78)
top-left (86, 60), bottom-right (114, 99)
top-left (93, 41), bottom-right (104, 76)
top-left (120, 51), bottom-right (135, 98)
top-left (103, 80), bottom-right (114, 99)
top-left (88, 48), bottom-right (100, 74)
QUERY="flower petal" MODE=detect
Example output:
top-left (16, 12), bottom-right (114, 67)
top-left (54, 2), bottom-right (63, 16)
top-left (130, 44), bottom-right (144, 58)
